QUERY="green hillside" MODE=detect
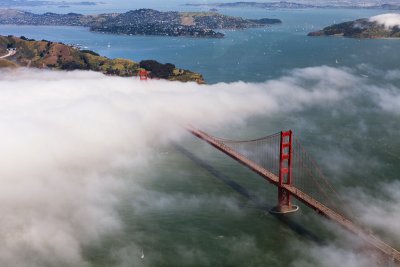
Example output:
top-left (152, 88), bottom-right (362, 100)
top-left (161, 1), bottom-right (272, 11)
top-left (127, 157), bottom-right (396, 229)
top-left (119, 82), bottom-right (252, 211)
top-left (0, 35), bottom-right (204, 83)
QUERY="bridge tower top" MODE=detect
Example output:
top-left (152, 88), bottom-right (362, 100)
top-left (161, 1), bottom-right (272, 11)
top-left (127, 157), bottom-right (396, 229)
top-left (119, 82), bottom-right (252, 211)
top-left (138, 69), bottom-right (150, 80)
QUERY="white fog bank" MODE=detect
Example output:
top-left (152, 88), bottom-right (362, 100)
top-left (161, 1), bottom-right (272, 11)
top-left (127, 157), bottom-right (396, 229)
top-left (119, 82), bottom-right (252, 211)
top-left (369, 13), bottom-right (400, 28)
top-left (0, 67), bottom-right (399, 266)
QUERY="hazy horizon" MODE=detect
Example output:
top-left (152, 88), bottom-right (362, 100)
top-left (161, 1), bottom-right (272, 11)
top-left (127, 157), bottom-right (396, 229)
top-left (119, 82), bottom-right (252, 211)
top-left (0, 2), bottom-right (399, 267)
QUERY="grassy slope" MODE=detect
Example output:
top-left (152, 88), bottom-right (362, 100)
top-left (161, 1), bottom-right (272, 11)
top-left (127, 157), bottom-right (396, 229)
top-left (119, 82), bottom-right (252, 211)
top-left (0, 59), bottom-right (18, 68)
top-left (0, 35), bottom-right (204, 83)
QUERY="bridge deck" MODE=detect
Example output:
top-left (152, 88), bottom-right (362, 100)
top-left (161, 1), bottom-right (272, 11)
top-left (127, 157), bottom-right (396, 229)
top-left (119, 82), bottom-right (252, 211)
top-left (188, 127), bottom-right (400, 262)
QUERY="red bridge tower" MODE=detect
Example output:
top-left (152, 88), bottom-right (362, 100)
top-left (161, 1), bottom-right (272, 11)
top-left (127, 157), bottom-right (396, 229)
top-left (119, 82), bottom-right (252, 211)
top-left (271, 130), bottom-right (299, 214)
top-left (138, 69), bottom-right (150, 80)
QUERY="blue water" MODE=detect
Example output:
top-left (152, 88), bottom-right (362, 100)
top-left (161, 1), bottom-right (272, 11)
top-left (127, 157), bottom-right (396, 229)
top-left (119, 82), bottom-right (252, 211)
top-left (0, 8), bottom-right (397, 83)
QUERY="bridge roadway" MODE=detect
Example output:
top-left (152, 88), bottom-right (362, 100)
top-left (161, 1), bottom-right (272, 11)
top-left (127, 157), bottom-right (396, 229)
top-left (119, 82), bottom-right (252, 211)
top-left (188, 127), bottom-right (400, 263)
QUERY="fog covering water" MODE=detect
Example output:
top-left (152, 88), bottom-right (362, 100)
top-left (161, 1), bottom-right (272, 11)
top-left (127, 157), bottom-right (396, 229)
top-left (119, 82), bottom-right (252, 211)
top-left (0, 65), bottom-right (399, 266)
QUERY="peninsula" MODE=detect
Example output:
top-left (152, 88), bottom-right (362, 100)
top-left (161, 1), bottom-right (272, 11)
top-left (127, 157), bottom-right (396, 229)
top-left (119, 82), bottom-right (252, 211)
top-left (0, 35), bottom-right (205, 83)
top-left (308, 16), bottom-right (400, 38)
top-left (0, 8), bottom-right (281, 38)
top-left (185, 1), bottom-right (400, 10)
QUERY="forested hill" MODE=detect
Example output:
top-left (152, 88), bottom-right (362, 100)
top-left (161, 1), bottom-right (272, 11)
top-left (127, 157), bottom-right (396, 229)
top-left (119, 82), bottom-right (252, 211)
top-left (0, 8), bottom-right (281, 38)
top-left (0, 35), bottom-right (205, 83)
top-left (308, 18), bottom-right (400, 38)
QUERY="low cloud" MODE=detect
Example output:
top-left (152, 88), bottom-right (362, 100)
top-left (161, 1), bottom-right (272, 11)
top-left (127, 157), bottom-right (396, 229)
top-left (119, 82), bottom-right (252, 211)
top-left (348, 181), bottom-right (400, 244)
top-left (292, 242), bottom-right (382, 267)
top-left (376, 87), bottom-right (400, 114)
top-left (369, 13), bottom-right (400, 29)
top-left (0, 66), bottom-right (399, 266)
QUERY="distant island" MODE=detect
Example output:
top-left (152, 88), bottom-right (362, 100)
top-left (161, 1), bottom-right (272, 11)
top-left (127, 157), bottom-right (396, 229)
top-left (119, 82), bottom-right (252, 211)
top-left (0, 35), bottom-right (205, 83)
top-left (0, 8), bottom-right (282, 38)
top-left (308, 14), bottom-right (400, 38)
top-left (186, 2), bottom-right (314, 9)
top-left (185, 1), bottom-right (400, 10)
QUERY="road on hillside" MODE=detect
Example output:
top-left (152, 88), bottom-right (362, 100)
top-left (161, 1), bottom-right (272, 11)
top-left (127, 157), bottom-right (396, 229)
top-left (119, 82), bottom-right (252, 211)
top-left (0, 49), bottom-right (16, 59)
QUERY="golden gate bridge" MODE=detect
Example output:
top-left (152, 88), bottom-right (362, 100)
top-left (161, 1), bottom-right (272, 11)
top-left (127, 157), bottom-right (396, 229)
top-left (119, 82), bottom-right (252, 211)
top-left (187, 126), bottom-right (400, 264)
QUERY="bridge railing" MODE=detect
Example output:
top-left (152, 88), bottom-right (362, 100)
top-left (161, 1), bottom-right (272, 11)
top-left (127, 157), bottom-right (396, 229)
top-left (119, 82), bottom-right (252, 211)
top-left (211, 132), bottom-right (351, 218)
top-left (188, 127), bottom-right (400, 263)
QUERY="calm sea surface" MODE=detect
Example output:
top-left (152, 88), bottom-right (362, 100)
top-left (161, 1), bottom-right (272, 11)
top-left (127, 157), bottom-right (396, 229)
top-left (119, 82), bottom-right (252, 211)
top-left (1, 7), bottom-right (399, 266)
